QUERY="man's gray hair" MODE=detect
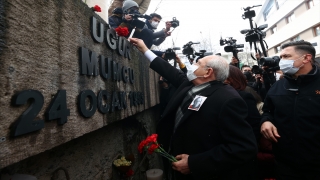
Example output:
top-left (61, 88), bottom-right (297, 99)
top-left (206, 56), bottom-right (229, 82)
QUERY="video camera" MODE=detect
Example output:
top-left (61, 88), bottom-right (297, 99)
top-left (220, 37), bottom-right (244, 53)
top-left (252, 56), bottom-right (280, 74)
top-left (194, 50), bottom-right (213, 62)
top-left (170, 17), bottom-right (180, 28)
top-left (182, 41), bottom-right (199, 57)
top-left (164, 47), bottom-right (181, 60)
top-left (240, 24), bottom-right (267, 43)
top-left (124, 9), bottom-right (151, 29)
top-left (241, 5), bottom-right (261, 19)
top-left (260, 56), bottom-right (280, 72)
top-left (240, 5), bottom-right (269, 58)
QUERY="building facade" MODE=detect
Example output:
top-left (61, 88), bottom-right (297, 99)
top-left (255, 0), bottom-right (320, 60)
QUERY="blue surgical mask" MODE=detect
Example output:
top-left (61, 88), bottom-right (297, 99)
top-left (279, 56), bottom-right (304, 75)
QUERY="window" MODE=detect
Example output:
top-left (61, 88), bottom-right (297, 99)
top-left (263, 0), bottom-right (277, 21)
top-left (271, 26), bottom-right (277, 34)
top-left (307, 0), bottom-right (319, 9)
top-left (275, 45), bottom-right (281, 53)
top-left (291, 36), bottom-right (300, 41)
top-left (276, 0), bottom-right (287, 8)
top-left (314, 25), bottom-right (320, 36)
top-left (286, 13), bottom-right (295, 23)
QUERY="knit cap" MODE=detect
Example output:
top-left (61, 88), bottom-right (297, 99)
top-left (122, 0), bottom-right (139, 13)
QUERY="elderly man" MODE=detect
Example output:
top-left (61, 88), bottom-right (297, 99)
top-left (261, 41), bottom-right (320, 179)
top-left (129, 38), bottom-right (257, 180)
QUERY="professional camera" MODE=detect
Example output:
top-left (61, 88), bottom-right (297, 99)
top-left (182, 41), bottom-right (199, 56)
top-left (240, 5), bottom-right (269, 58)
top-left (242, 5), bottom-right (261, 19)
top-left (251, 65), bottom-right (263, 74)
top-left (220, 37), bottom-right (244, 53)
top-left (164, 47), bottom-right (180, 60)
top-left (124, 9), bottom-right (151, 29)
top-left (170, 17), bottom-right (180, 28)
top-left (260, 56), bottom-right (280, 72)
top-left (240, 24), bottom-right (267, 43)
top-left (194, 50), bottom-right (213, 62)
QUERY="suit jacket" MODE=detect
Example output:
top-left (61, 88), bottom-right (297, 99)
top-left (150, 57), bottom-right (258, 180)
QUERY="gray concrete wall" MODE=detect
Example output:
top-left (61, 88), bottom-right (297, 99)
top-left (1, 107), bottom-right (163, 180)
top-left (0, 0), bottom-right (161, 174)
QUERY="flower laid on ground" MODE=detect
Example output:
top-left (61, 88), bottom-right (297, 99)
top-left (113, 156), bottom-right (134, 178)
top-left (113, 156), bottom-right (132, 167)
top-left (138, 134), bottom-right (177, 162)
top-left (126, 169), bottom-right (134, 177)
top-left (92, 5), bottom-right (101, 12)
top-left (115, 26), bottom-right (129, 37)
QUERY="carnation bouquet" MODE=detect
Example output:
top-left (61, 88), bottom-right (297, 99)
top-left (115, 26), bottom-right (129, 37)
top-left (138, 134), bottom-right (177, 162)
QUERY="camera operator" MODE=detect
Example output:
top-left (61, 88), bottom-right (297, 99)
top-left (108, 0), bottom-right (154, 48)
top-left (145, 13), bottom-right (172, 46)
top-left (175, 55), bottom-right (187, 74)
top-left (241, 65), bottom-right (255, 87)
top-left (107, 0), bottom-right (151, 17)
top-left (251, 67), bottom-right (267, 101)
top-left (230, 56), bottom-right (240, 68)
top-left (108, 7), bottom-right (123, 29)
top-left (260, 40), bottom-right (320, 180)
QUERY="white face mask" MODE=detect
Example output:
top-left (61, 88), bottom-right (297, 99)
top-left (187, 64), bottom-right (199, 81)
top-left (150, 21), bottom-right (159, 28)
top-left (279, 56), bottom-right (304, 75)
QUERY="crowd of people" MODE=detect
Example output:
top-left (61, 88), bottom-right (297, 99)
top-left (105, 1), bottom-right (320, 179)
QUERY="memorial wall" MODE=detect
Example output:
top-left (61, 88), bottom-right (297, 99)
top-left (0, 0), bottom-right (160, 176)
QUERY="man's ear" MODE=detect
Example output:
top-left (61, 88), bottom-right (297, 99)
top-left (204, 68), bottom-right (213, 78)
top-left (303, 54), bottom-right (312, 64)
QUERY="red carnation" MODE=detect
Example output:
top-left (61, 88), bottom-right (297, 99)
top-left (148, 143), bottom-right (159, 154)
top-left (92, 5), bottom-right (101, 12)
top-left (138, 139), bottom-right (147, 153)
top-left (138, 134), bottom-right (177, 162)
top-left (147, 134), bottom-right (158, 142)
top-left (115, 26), bottom-right (129, 37)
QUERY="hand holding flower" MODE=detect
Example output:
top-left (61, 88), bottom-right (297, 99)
top-left (172, 154), bottom-right (191, 174)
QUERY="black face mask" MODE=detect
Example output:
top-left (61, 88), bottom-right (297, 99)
top-left (243, 71), bottom-right (253, 80)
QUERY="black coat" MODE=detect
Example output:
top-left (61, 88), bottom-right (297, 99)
top-left (237, 90), bottom-right (262, 141)
top-left (151, 57), bottom-right (258, 180)
top-left (261, 65), bottom-right (320, 168)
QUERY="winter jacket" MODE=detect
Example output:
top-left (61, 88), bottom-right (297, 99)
top-left (145, 20), bottom-right (167, 46)
top-left (261, 65), bottom-right (320, 168)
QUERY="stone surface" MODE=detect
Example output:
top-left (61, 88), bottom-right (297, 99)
top-left (1, 107), bottom-right (163, 180)
top-left (0, 0), bottom-right (160, 169)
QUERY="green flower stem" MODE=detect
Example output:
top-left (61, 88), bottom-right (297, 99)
top-left (157, 146), bottom-right (177, 162)
top-left (157, 151), bottom-right (177, 162)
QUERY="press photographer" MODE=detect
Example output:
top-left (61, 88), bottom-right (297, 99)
top-left (108, 0), bottom-right (153, 48)
top-left (145, 13), bottom-right (179, 46)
